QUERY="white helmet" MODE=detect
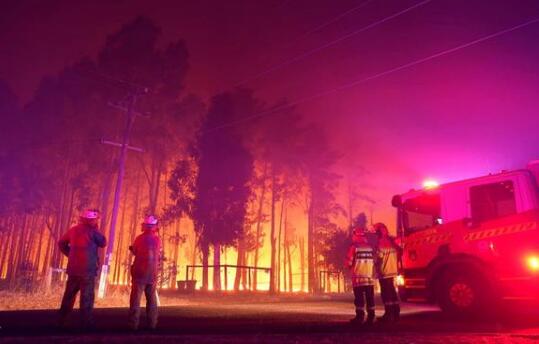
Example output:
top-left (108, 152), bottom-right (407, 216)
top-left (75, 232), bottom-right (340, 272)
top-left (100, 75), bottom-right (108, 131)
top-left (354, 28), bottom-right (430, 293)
top-left (81, 209), bottom-right (99, 219)
top-left (143, 215), bottom-right (158, 226)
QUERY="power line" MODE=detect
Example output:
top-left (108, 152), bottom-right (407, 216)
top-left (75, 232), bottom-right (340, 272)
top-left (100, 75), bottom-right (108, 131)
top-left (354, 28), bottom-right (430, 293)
top-left (231, 0), bottom-right (432, 89)
top-left (219, 0), bottom-right (375, 94)
top-left (280, 0), bottom-right (376, 51)
top-left (207, 16), bottom-right (539, 133)
top-left (1, 137), bottom-right (103, 154)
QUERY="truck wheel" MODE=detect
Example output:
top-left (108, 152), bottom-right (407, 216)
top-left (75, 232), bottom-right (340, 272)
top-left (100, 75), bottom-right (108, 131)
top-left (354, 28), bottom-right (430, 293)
top-left (437, 270), bottom-right (487, 316)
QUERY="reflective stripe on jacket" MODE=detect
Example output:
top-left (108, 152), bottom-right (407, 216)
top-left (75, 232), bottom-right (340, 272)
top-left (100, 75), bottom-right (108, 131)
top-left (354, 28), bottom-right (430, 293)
top-left (377, 246), bottom-right (399, 278)
top-left (346, 242), bottom-right (375, 286)
top-left (376, 236), bottom-right (401, 278)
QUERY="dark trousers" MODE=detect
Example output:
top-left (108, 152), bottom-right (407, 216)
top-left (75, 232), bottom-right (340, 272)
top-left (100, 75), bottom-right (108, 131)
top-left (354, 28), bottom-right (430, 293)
top-left (128, 282), bottom-right (158, 329)
top-left (59, 276), bottom-right (95, 327)
top-left (353, 285), bottom-right (375, 316)
top-left (379, 277), bottom-right (399, 305)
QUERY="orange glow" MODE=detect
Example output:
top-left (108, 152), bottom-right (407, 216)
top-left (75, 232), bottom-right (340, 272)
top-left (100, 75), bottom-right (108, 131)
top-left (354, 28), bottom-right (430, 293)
top-left (395, 274), bottom-right (405, 286)
top-left (422, 179), bottom-right (439, 189)
top-left (527, 255), bottom-right (539, 271)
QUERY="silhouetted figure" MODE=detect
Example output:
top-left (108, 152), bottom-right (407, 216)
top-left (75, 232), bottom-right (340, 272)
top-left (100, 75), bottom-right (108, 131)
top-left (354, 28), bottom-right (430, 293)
top-left (128, 215), bottom-right (162, 330)
top-left (58, 209), bottom-right (106, 329)
top-left (346, 214), bottom-right (376, 325)
top-left (374, 222), bottom-right (402, 322)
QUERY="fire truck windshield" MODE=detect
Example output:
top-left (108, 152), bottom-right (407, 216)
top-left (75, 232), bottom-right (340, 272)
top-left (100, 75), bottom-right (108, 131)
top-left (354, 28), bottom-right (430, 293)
top-left (401, 193), bottom-right (441, 235)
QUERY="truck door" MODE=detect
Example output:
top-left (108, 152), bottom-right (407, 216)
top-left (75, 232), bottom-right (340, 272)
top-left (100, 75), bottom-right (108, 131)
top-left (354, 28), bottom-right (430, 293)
top-left (466, 177), bottom-right (533, 280)
top-left (400, 192), bottom-right (442, 269)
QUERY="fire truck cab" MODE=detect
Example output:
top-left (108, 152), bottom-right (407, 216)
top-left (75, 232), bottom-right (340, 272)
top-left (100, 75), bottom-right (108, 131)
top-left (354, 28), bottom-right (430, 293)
top-left (392, 161), bottom-right (539, 314)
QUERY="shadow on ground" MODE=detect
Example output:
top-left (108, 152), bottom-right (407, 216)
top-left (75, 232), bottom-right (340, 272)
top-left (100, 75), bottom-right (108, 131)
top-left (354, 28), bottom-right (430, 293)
top-left (0, 298), bottom-right (538, 341)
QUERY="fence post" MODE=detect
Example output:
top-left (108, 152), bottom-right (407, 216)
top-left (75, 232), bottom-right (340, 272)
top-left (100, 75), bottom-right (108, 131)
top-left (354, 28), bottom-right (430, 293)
top-left (45, 267), bottom-right (52, 293)
top-left (328, 272), bottom-right (331, 293)
top-left (224, 265), bottom-right (228, 291)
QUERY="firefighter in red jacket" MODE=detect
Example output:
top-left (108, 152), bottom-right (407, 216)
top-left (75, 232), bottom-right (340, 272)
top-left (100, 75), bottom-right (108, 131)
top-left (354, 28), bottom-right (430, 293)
top-left (374, 222), bottom-right (402, 322)
top-left (58, 209), bottom-right (107, 328)
top-left (128, 215), bottom-right (162, 330)
top-left (346, 214), bottom-right (376, 325)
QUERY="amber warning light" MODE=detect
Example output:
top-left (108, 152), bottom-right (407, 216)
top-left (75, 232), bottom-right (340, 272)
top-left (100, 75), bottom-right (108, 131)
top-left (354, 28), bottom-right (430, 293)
top-left (422, 180), bottom-right (439, 189)
top-left (526, 255), bottom-right (539, 272)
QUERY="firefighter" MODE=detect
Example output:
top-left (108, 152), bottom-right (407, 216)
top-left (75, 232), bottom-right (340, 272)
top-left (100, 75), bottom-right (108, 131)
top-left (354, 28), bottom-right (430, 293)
top-left (374, 222), bottom-right (401, 322)
top-left (58, 209), bottom-right (107, 329)
top-left (346, 215), bottom-right (376, 325)
top-left (128, 215), bottom-right (162, 330)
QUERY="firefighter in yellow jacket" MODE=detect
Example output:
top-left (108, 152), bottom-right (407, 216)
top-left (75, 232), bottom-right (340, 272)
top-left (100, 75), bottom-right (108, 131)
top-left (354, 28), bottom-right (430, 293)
top-left (374, 222), bottom-right (402, 322)
top-left (345, 215), bottom-right (376, 325)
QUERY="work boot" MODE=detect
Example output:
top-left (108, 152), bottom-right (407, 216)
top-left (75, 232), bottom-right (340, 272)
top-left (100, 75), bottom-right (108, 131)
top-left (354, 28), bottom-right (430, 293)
top-left (366, 310), bottom-right (375, 325)
top-left (350, 310), bottom-right (365, 325)
top-left (378, 305), bottom-right (392, 323)
top-left (393, 304), bottom-right (400, 322)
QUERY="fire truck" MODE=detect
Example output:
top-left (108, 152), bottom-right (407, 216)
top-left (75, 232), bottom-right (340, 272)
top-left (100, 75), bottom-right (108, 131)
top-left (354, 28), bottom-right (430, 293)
top-left (392, 161), bottom-right (539, 314)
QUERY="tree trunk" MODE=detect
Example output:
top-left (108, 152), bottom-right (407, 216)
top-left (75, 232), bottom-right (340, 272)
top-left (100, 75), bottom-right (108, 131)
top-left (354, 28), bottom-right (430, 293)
top-left (98, 153), bottom-right (117, 270)
top-left (49, 155), bottom-right (72, 273)
top-left (148, 159), bottom-right (163, 214)
top-left (213, 243), bottom-right (221, 291)
top-left (233, 235), bottom-right (245, 291)
top-left (201, 240), bottom-right (209, 290)
top-left (12, 214), bottom-right (29, 284)
top-left (33, 216), bottom-right (47, 283)
top-left (307, 199), bottom-right (318, 293)
top-left (277, 198), bottom-right (285, 292)
top-left (347, 175), bottom-right (354, 235)
top-left (269, 171), bottom-right (277, 294)
top-left (242, 253), bottom-right (248, 291)
top-left (190, 240), bottom-right (197, 280)
top-left (253, 163), bottom-right (268, 290)
top-left (22, 215), bottom-right (38, 268)
top-left (287, 242), bottom-right (293, 292)
top-left (113, 183), bottom-right (128, 285)
top-left (41, 214), bottom-right (56, 276)
top-left (126, 171), bottom-right (142, 285)
top-left (299, 236), bottom-right (305, 292)
top-left (6, 218), bottom-right (19, 285)
top-left (172, 219), bottom-right (181, 289)
top-left (0, 219), bottom-right (13, 278)
top-left (113, 210), bottom-right (125, 285)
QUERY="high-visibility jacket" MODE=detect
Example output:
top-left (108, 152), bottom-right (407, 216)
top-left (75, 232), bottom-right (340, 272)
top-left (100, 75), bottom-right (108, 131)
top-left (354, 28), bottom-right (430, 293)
top-left (346, 241), bottom-right (376, 287)
top-left (376, 237), bottom-right (401, 278)
top-left (58, 224), bottom-right (107, 277)
top-left (130, 231), bottom-right (162, 284)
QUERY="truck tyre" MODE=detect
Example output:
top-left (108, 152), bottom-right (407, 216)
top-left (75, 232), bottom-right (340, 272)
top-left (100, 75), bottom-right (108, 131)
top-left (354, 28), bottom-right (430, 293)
top-left (437, 269), bottom-right (488, 316)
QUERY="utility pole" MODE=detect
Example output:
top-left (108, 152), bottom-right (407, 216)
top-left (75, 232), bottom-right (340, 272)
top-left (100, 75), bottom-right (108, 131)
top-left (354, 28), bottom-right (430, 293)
top-left (98, 88), bottom-right (147, 298)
